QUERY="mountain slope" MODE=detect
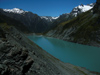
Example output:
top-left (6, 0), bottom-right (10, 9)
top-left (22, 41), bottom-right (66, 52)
top-left (47, 3), bottom-right (95, 32)
top-left (0, 1), bottom-right (100, 75)
top-left (0, 11), bottom-right (30, 33)
top-left (46, 1), bottom-right (100, 47)
top-left (0, 8), bottom-right (54, 33)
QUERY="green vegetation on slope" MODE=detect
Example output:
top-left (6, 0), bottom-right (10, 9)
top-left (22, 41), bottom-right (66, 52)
top-left (46, 5), bottom-right (100, 46)
top-left (0, 12), bottom-right (30, 33)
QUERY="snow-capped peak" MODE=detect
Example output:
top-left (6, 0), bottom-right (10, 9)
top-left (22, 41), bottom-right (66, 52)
top-left (76, 4), bottom-right (93, 12)
top-left (41, 16), bottom-right (49, 20)
top-left (71, 3), bottom-right (95, 17)
top-left (40, 16), bottom-right (59, 22)
top-left (3, 8), bottom-right (28, 14)
top-left (41, 16), bottom-right (59, 20)
top-left (52, 17), bottom-right (59, 19)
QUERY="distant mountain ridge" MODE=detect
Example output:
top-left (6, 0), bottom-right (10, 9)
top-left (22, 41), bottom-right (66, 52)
top-left (0, 8), bottom-right (58, 33)
top-left (57, 3), bottom-right (95, 21)
top-left (3, 8), bottom-right (28, 14)
top-left (48, 3), bottom-right (95, 31)
top-left (3, 8), bottom-right (59, 22)
top-left (0, 3), bottom-right (95, 33)
top-left (40, 16), bottom-right (59, 22)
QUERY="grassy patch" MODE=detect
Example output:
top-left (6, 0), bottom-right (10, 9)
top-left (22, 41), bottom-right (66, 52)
top-left (0, 23), bottom-right (12, 30)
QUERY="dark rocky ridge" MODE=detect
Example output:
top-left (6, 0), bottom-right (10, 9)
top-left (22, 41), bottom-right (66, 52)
top-left (0, 23), bottom-right (99, 74)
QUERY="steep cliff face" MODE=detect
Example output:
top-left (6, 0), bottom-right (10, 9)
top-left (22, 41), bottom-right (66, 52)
top-left (46, 0), bottom-right (100, 47)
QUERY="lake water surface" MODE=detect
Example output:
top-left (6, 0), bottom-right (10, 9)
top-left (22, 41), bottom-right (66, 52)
top-left (28, 35), bottom-right (100, 72)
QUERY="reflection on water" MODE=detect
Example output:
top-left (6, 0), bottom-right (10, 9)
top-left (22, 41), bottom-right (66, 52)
top-left (28, 35), bottom-right (100, 72)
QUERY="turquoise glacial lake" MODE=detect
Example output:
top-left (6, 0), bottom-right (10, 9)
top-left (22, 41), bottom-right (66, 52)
top-left (28, 35), bottom-right (100, 72)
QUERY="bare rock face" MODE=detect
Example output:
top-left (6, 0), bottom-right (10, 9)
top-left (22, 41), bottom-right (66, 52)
top-left (97, 0), bottom-right (100, 11)
top-left (93, 0), bottom-right (100, 14)
top-left (97, 0), bottom-right (100, 3)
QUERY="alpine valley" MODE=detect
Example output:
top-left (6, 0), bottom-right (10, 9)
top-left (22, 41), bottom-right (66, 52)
top-left (0, 0), bottom-right (100, 75)
top-left (46, 2), bottom-right (100, 47)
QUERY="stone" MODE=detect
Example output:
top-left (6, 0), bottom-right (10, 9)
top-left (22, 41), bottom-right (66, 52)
top-left (0, 42), bottom-right (7, 51)
top-left (20, 50), bottom-right (28, 60)
top-left (22, 58), bottom-right (33, 75)
top-left (3, 60), bottom-right (9, 65)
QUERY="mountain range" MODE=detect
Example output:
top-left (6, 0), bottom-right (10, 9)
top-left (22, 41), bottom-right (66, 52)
top-left (44, 3), bottom-right (95, 31)
top-left (46, 2), bottom-right (100, 47)
top-left (0, 3), bottom-right (95, 33)
top-left (0, 2), bottom-right (98, 47)
top-left (0, 0), bottom-right (100, 75)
